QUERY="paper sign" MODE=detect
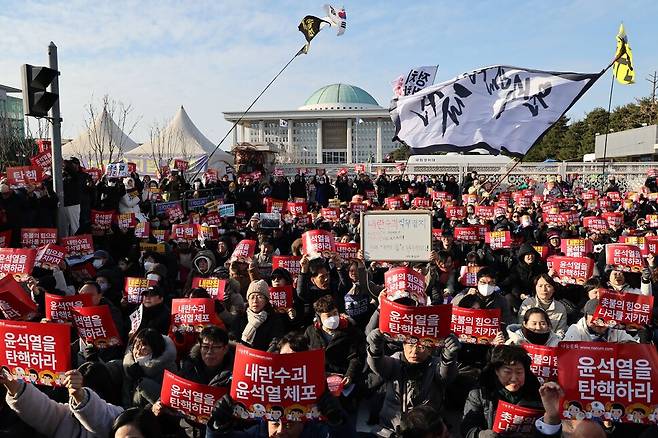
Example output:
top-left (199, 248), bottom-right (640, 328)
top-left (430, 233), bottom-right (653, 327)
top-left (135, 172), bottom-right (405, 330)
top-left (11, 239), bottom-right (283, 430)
top-left (320, 208), bottom-right (340, 221)
top-left (45, 293), bottom-right (93, 322)
top-left (231, 240), bottom-right (257, 263)
top-left (218, 203), bottom-right (235, 218)
top-left (85, 168), bottom-right (102, 183)
top-left (60, 234), bottom-right (94, 258)
top-left (191, 277), bottom-right (226, 300)
top-left (106, 162), bottom-right (128, 178)
top-left (124, 277), bottom-right (156, 304)
top-left (91, 210), bottom-right (115, 234)
top-left (485, 231), bottom-right (511, 250)
top-left (411, 197), bottom-right (431, 209)
top-left (546, 255), bottom-right (594, 285)
top-left (170, 298), bottom-right (221, 334)
top-left (265, 198), bottom-right (287, 214)
top-left (269, 286), bottom-right (293, 311)
top-left (602, 212), bottom-right (624, 228)
top-left (260, 213), bottom-right (281, 229)
top-left (592, 290), bottom-right (653, 329)
top-left (619, 236), bottom-right (646, 253)
top-left (129, 306), bottom-right (142, 334)
top-left (272, 256), bottom-right (301, 279)
top-left (522, 343), bottom-right (558, 383)
top-left (6, 166), bottom-right (44, 187)
top-left (116, 213), bottom-right (137, 230)
top-left (173, 159), bottom-right (189, 172)
top-left (474, 206), bottom-right (495, 220)
top-left (605, 244), bottom-right (644, 273)
top-left (34, 244), bottom-right (67, 269)
top-left (0, 248), bottom-right (36, 275)
top-left (454, 226), bottom-right (480, 243)
top-left (349, 202), bottom-right (366, 214)
top-left (450, 307), bottom-right (501, 344)
top-left (379, 297), bottom-right (451, 346)
top-left (287, 202), bottom-right (308, 216)
top-left (166, 204), bottom-right (185, 222)
top-left (71, 305), bottom-right (122, 348)
top-left (172, 224), bottom-right (198, 241)
top-left (560, 239), bottom-right (593, 258)
top-left (20, 228), bottom-right (57, 248)
top-left (161, 370), bottom-right (227, 424)
top-left (582, 216), bottom-right (609, 231)
top-left (459, 265), bottom-right (482, 287)
top-left (302, 230), bottom-right (336, 258)
top-left (384, 267), bottom-right (426, 305)
top-left (385, 196), bottom-right (403, 210)
top-left (445, 206), bottom-right (466, 220)
top-left (493, 400), bottom-right (544, 434)
top-left (335, 242), bottom-right (359, 261)
top-left (30, 149), bottom-right (52, 171)
top-left (134, 222), bottom-right (150, 239)
top-left (0, 275), bottom-right (38, 320)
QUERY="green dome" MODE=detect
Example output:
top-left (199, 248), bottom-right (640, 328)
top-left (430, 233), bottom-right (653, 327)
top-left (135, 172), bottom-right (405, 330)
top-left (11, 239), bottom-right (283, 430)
top-left (299, 84), bottom-right (380, 110)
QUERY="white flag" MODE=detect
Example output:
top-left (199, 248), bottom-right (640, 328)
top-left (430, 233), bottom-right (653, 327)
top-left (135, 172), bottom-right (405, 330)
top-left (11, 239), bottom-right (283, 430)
top-left (390, 65), bottom-right (602, 157)
top-left (323, 4), bottom-right (347, 36)
top-left (279, 119), bottom-right (288, 128)
top-left (403, 65), bottom-right (438, 96)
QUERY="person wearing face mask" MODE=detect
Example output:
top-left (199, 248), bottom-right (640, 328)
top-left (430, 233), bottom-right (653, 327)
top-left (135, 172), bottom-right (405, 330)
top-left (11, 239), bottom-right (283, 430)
top-left (131, 286), bottom-right (170, 336)
top-left (453, 267), bottom-right (514, 329)
top-left (118, 177), bottom-right (142, 217)
top-left (506, 308), bottom-right (560, 347)
top-left (518, 274), bottom-right (568, 338)
top-left (562, 298), bottom-right (638, 343)
top-left (338, 253), bottom-right (380, 330)
top-left (95, 271), bottom-right (122, 308)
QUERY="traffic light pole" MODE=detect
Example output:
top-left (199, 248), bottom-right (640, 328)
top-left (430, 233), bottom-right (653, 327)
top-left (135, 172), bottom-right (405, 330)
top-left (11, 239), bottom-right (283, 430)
top-left (48, 42), bottom-right (64, 209)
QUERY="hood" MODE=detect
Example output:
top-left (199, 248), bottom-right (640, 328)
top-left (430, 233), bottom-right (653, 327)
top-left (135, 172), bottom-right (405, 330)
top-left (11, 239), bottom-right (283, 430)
top-left (193, 249), bottom-right (217, 273)
top-left (517, 243), bottom-right (539, 260)
top-left (145, 263), bottom-right (168, 279)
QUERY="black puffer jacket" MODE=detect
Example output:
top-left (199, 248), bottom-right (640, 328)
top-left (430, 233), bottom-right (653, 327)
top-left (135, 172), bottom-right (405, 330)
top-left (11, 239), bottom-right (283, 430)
top-left (180, 344), bottom-right (234, 386)
top-left (500, 244), bottom-right (547, 301)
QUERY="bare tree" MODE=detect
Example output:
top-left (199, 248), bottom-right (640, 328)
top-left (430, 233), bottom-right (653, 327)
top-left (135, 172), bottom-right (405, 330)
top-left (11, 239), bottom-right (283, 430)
top-left (0, 113), bottom-right (36, 171)
top-left (147, 120), bottom-right (187, 176)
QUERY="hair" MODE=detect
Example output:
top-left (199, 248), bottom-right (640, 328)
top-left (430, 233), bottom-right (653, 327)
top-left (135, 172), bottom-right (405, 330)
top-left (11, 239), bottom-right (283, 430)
top-left (455, 294), bottom-right (483, 309)
top-left (198, 325), bottom-right (229, 346)
top-left (313, 295), bottom-right (337, 314)
top-left (396, 405), bottom-right (446, 438)
top-left (308, 258), bottom-right (329, 277)
top-left (81, 280), bottom-right (101, 295)
top-left (489, 345), bottom-right (531, 369)
top-left (466, 251), bottom-right (481, 265)
top-left (436, 251), bottom-right (452, 264)
top-left (78, 361), bottom-right (120, 405)
top-left (270, 268), bottom-right (292, 284)
top-left (111, 407), bottom-right (162, 438)
top-left (523, 307), bottom-right (552, 328)
top-left (188, 288), bottom-right (210, 299)
top-left (583, 276), bottom-right (605, 295)
top-left (477, 267), bottom-right (496, 281)
top-left (275, 332), bottom-right (310, 352)
top-left (533, 273), bottom-right (558, 291)
top-left (132, 328), bottom-right (165, 358)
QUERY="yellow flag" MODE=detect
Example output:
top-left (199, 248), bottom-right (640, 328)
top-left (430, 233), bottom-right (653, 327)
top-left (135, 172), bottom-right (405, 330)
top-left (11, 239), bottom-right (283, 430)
top-left (613, 23), bottom-right (635, 84)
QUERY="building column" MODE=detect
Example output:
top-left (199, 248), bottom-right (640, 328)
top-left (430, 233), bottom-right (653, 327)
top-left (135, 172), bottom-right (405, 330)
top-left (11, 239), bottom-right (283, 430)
top-left (346, 118), bottom-right (353, 164)
top-left (376, 118), bottom-right (383, 163)
top-left (287, 119), bottom-right (293, 159)
top-left (240, 124), bottom-right (246, 143)
top-left (244, 124), bottom-right (251, 143)
top-left (258, 120), bottom-right (265, 143)
top-left (316, 119), bottom-right (323, 164)
top-left (232, 126), bottom-right (238, 147)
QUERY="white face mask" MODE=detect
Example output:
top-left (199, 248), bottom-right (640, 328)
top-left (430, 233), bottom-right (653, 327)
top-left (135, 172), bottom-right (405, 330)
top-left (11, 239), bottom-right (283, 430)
top-left (146, 273), bottom-right (160, 282)
top-left (477, 283), bottom-right (496, 297)
top-left (92, 259), bottom-right (104, 269)
top-left (135, 354), bottom-right (152, 366)
top-left (143, 261), bottom-right (156, 272)
top-left (322, 315), bottom-right (340, 330)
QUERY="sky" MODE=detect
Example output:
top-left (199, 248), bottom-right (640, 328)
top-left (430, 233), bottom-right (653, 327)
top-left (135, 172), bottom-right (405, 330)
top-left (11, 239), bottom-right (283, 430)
top-left (1, 0), bottom-right (657, 148)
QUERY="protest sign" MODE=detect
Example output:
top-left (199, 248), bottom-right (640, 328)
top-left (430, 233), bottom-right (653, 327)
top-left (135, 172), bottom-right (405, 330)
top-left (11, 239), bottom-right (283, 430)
top-left (619, 236), bottom-right (646, 253)
top-left (106, 162), bottom-right (128, 178)
top-left (459, 265), bottom-right (482, 287)
top-left (454, 226), bottom-right (480, 243)
top-left (0, 275), bottom-right (38, 320)
top-left (140, 242), bottom-right (165, 253)
top-left (533, 245), bottom-right (549, 260)
top-left (445, 206), bottom-right (466, 220)
top-left (34, 244), bottom-right (67, 270)
top-left (379, 297), bottom-right (451, 346)
top-left (335, 242), bottom-right (359, 261)
top-left (60, 234), bottom-right (94, 258)
top-left (385, 196), bottom-right (403, 210)
top-left (646, 214), bottom-right (658, 228)
top-left (431, 191), bottom-right (452, 201)
top-left (71, 305), bottom-right (122, 348)
top-left (485, 231), bottom-right (512, 250)
top-left (302, 230), bottom-right (336, 258)
top-left (20, 228), bottom-right (57, 248)
top-left (230, 345), bottom-right (326, 420)
top-left (197, 225), bottom-right (219, 242)
top-left (151, 229), bottom-right (169, 244)
top-left (69, 262), bottom-right (97, 283)
top-left (320, 208), bottom-right (340, 222)
top-left (188, 196), bottom-right (211, 210)
top-left (450, 307), bottom-right (501, 344)
top-left (272, 256), bottom-right (301, 279)
top-left (432, 228), bottom-right (443, 240)
top-left (30, 148), bottom-right (52, 171)
top-left (592, 290), bottom-right (653, 329)
top-left (231, 240), bottom-right (257, 263)
top-left (462, 193), bottom-right (479, 205)
top-left (173, 159), bottom-right (189, 172)
top-left (115, 213), bottom-right (137, 230)
top-left (583, 216), bottom-right (609, 231)
top-left (287, 202), bottom-right (307, 216)
top-left (166, 204), bottom-right (185, 222)
top-left (155, 201), bottom-right (181, 215)
top-left (124, 277), bottom-right (156, 304)
top-left (129, 306), bottom-right (142, 334)
top-left (126, 162), bottom-right (137, 173)
top-left (264, 198), bottom-right (287, 214)
top-left (6, 166), bottom-right (44, 187)
top-left (602, 212), bottom-right (624, 228)
top-left (134, 221), bottom-right (150, 239)
top-left (558, 342), bottom-right (658, 424)
top-left (260, 213), bottom-right (281, 229)
top-left (0, 231), bottom-right (10, 248)
top-left (522, 343), bottom-right (559, 383)
top-left (645, 236), bottom-right (658, 256)
top-left (0, 320), bottom-right (70, 386)
top-left (411, 197), bottom-right (432, 209)
top-left (546, 256), bottom-right (594, 285)
top-left (384, 267), bottom-right (426, 305)
top-left (492, 400), bottom-right (544, 434)
top-left (91, 210), bottom-right (115, 234)
top-left (362, 211), bottom-right (431, 262)
top-left (45, 293), bottom-right (93, 322)
top-left (605, 244), bottom-right (644, 273)
top-left (171, 224), bottom-right (198, 241)
top-left (85, 168), bottom-right (102, 183)
top-left (170, 298), bottom-right (221, 334)
top-left (0, 248), bottom-right (35, 275)
top-left (349, 202), bottom-right (366, 214)
top-left (269, 286), bottom-right (294, 311)
top-left (560, 239), bottom-right (593, 258)
top-left (191, 277), bottom-right (226, 300)
top-left (474, 206), bottom-right (495, 220)
top-left (161, 370), bottom-right (227, 424)
top-left (218, 203), bottom-right (235, 218)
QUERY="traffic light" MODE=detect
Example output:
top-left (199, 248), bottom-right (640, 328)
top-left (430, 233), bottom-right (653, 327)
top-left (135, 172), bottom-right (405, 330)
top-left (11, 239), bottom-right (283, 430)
top-left (20, 64), bottom-right (59, 117)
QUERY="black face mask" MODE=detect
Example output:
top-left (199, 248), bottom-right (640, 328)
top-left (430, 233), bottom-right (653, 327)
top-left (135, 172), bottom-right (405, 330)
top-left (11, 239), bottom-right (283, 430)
top-left (522, 326), bottom-right (551, 345)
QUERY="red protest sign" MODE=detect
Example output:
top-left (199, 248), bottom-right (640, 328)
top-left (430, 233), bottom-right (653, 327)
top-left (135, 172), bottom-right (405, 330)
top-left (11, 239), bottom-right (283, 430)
top-left (152, 229), bottom-right (169, 244)
top-left (384, 267), bottom-right (426, 305)
top-left (450, 307), bottom-right (501, 344)
top-left (411, 197), bottom-right (431, 209)
top-left (20, 228), bottom-right (57, 248)
top-left (60, 234), bottom-right (94, 257)
top-left (454, 226), bottom-right (480, 243)
top-left (533, 245), bottom-right (549, 261)
top-left (602, 212), bottom-right (624, 228)
top-left (191, 277), bottom-right (226, 300)
top-left (269, 286), bottom-right (293, 311)
top-left (492, 400), bottom-right (544, 434)
top-left (171, 224), bottom-right (198, 241)
top-left (272, 256), bottom-right (301, 279)
top-left (583, 216), bottom-right (609, 231)
top-left (0, 320), bottom-right (70, 386)
top-left (36, 139), bottom-right (51, 152)
top-left (379, 297), bottom-right (451, 346)
top-left (522, 343), bottom-right (559, 383)
top-left (349, 202), bottom-right (366, 214)
top-left (431, 191), bottom-right (452, 202)
top-left (91, 210), bottom-right (115, 234)
top-left (385, 196), bottom-right (403, 210)
top-left (115, 213), bottom-right (137, 230)
top-left (558, 342), bottom-right (658, 424)
top-left (560, 239), bottom-right (593, 258)
top-left (170, 298), bottom-right (221, 334)
top-left (173, 159), bottom-right (189, 172)
top-left (30, 149), bottom-right (52, 171)
top-left (161, 370), bottom-right (227, 424)
top-left (203, 212), bottom-right (222, 226)
top-left (646, 215), bottom-right (658, 228)
top-left (134, 221), bottom-right (150, 239)
top-left (400, 194), bottom-right (410, 204)
top-left (592, 290), bottom-right (653, 329)
top-left (445, 206), bottom-right (466, 220)
top-left (646, 236), bottom-right (658, 256)
top-left (432, 228), bottom-right (443, 240)
top-left (474, 206), bottom-right (495, 220)
top-left (619, 236), bottom-right (646, 254)
top-left (0, 230), bottom-right (10, 248)
top-left (265, 198), bottom-right (288, 214)
top-left (605, 244), bottom-right (643, 273)
top-left (459, 265), bottom-right (482, 287)
top-left (166, 203), bottom-right (185, 222)
top-left (0, 275), bottom-right (38, 320)
top-left (231, 345), bottom-right (326, 420)
top-left (45, 293), bottom-right (93, 322)
top-left (197, 225), bottom-right (219, 241)
top-left (124, 277), bottom-right (156, 304)
top-left (320, 208), bottom-right (340, 221)
top-left (71, 305), bottom-right (122, 348)
top-left (335, 242), bottom-right (359, 261)
top-left (301, 230), bottom-right (336, 258)
top-left (34, 244), bottom-right (67, 270)
top-left (485, 231), bottom-right (512, 250)
top-left (6, 166), bottom-right (44, 187)
top-left (462, 193), bottom-right (478, 205)
top-left (546, 256), bottom-right (594, 285)
top-left (85, 168), bottom-right (102, 183)
top-left (0, 248), bottom-right (36, 275)
top-left (286, 202), bottom-right (307, 216)
top-left (231, 239), bottom-right (257, 263)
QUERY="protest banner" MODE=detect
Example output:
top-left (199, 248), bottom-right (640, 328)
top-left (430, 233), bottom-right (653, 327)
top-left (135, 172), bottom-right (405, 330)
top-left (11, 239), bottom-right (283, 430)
top-left (453, 226), bottom-right (479, 243)
top-left (379, 297), bottom-right (451, 346)
top-left (230, 345), bottom-right (326, 420)
top-left (6, 166), bottom-right (44, 187)
top-left (115, 213), bottom-right (137, 230)
top-left (151, 229), bottom-right (169, 244)
top-left (385, 196), bottom-right (403, 210)
top-left (140, 242), bottom-right (165, 253)
top-left (272, 256), bottom-right (301, 279)
top-left (560, 239), bottom-right (593, 258)
top-left (231, 240), bottom-right (257, 263)
top-left (170, 298), bottom-right (221, 334)
top-left (172, 224), bottom-right (198, 241)
top-left (542, 211), bottom-right (578, 226)
top-left (34, 244), bottom-right (67, 270)
top-left (362, 211), bottom-right (432, 262)
top-left (598, 197), bottom-right (612, 210)
top-left (269, 286), bottom-right (294, 311)
top-left (155, 200), bottom-right (181, 215)
top-left (60, 234), bottom-right (94, 258)
top-left (492, 400), bottom-right (544, 434)
top-left (459, 265), bottom-right (482, 287)
top-left (602, 212), bottom-right (624, 228)
top-left (302, 230), bottom-right (336, 258)
top-left (85, 168), bottom-right (102, 183)
top-left (485, 231), bottom-right (512, 250)
top-left (474, 205), bottom-right (495, 220)
top-left (522, 343), bottom-right (559, 383)
top-left (30, 148), bottom-right (52, 171)
top-left (173, 159), bottom-right (189, 172)
top-left (546, 256), bottom-right (594, 285)
top-left (328, 198), bottom-right (340, 209)
top-left (203, 212), bottom-right (222, 226)
top-left (0, 320), bottom-right (70, 386)
top-left (349, 202), bottom-right (366, 214)
top-left (166, 203), bottom-right (185, 222)
top-left (105, 162), bottom-right (129, 178)
top-left (558, 342), bottom-right (658, 424)
top-left (0, 248), bottom-right (36, 275)
top-left (124, 277), bottom-right (156, 304)
top-left (619, 236), bottom-right (646, 253)
top-left (326, 374), bottom-right (345, 397)
top-left (20, 228), bottom-right (57, 248)
top-left (645, 236), bottom-right (658, 256)
top-left (335, 242), bottom-right (359, 261)
top-left (191, 277), bottom-right (226, 300)
top-left (411, 197), bottom-right (432, 209)
top-left (432, 228), bottom-right (443, 240)
top-left (582, 216), bottom-right (609, 231)
top-left (445, 206), bottom-right (466, 220)
top-left (91, 210), bottom-right (115, 234)
top-left (0, 275), bottom-right (38, 320)
top-left (45, 293), bottom-right (93, 322)
top-left (134, 221), bottom-right (150, 239)
top-left (0, 230), bottom-right (10, 248)
top-left (384, 267), bottom-right (426, 305)
top-left (260, 213), bottom-right (281, 229)
top-left (218, 203), bottom-right (235, 218)
top-left (71, 305), bottom-right (122, 348)
top-left (320, 208), bottom-right (340, 221)
top-left (450, 307), bottom-right (501, 344)
top-left (431, 191), bottom-right (452, 202)
top-left (287, 202), bottom-right (307, 216)
top-left (592, 290), bottom-right (653, 329)
top-left (264, 198), bottom-right (287, 214)
top-left (605, 244), bottom-right (644, 273)
top-left (160, 370), bottom-right (227, 424)
top-left (400, 194), bottom-right (411, 204)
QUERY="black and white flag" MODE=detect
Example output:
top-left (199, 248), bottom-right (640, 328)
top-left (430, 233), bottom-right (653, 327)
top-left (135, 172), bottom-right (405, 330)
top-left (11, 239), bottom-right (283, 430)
top-left (403, 65), bottom-right (438, 96)
top-left (390, 65), bottom-right (603, 157)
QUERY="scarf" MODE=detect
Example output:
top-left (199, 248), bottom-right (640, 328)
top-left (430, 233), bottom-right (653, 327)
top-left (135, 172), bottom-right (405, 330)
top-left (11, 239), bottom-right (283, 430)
top-left (242, 309), bottom-right (268, 345)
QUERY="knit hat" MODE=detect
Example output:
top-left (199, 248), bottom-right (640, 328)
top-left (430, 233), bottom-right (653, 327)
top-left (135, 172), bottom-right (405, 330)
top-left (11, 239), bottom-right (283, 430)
top-left (583, 298), bottom-right (600, 316)
top-left (247, 280), bottom-right (270, 301)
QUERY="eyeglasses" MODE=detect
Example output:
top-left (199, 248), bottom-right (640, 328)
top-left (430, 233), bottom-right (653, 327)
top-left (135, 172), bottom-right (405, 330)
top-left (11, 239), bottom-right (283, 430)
top-left (200, 344), bottom-right (225, 352)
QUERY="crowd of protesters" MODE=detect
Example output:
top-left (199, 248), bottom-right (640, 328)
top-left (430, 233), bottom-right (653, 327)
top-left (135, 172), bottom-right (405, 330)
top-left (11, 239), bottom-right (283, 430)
top-left (0, 157), bottom-right (658, 438)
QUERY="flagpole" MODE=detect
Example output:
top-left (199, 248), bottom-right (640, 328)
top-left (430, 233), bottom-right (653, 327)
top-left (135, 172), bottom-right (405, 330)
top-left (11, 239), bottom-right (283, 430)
top-left (478, 158), bottom-right (523, 205)
top-left (600, 72), bottom-right (616, 179)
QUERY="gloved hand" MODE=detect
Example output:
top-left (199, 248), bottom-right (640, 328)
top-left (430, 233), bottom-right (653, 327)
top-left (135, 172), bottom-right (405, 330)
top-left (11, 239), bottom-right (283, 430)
top-left (441, 333), bottom-right (461, 361)
top-left (317, 390), bottom-right (343, 426)
top-left (478, 430), bottom-right (498, 438)
top-left (82, 345), bottom-right (99, 362)
top-left (209, 394), bottom-right (235, 431)
top-left (366, 329), bottom-right (385, 357)
top-left (641, 267), bottom-right (652, 283)
top-left (126, 362), bottom-right (145, 380)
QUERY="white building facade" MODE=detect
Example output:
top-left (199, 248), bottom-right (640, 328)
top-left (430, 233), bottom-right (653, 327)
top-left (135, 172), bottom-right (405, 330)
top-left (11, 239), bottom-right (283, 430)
top-left (223, 84), bottom-right (400, 164)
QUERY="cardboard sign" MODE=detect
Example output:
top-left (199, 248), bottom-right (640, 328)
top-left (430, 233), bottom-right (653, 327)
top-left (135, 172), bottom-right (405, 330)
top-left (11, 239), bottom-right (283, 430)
top-left (379, 297), bottom-right (451, 346)
top-left (560, 239), bottom-right (593, 258)
top-left (384, 267), bottom-right (426, 305)
top-left (0, 230), bottom-right (11, 248)
top-left (166, 204), bottom-right (185, 223)
top-left (45, 293), bottom-right (93, 322)
top-left (265, 198), bottom-right (287, 214)
top-left (411, 197), bottom-right (431, 209)
top-left (161, 370), bottom-right (227, 424)
top-left (134, 222), bottom-right (150, 239)
top-left (0, 275), bottom-right (38, 320)
top-left (0, 320), bottom-right (71, 386)
top-left (6, 166), bottom-right (44, 187)
top-left (30, 149), bottom-right (52, 171)
top-left (174, 159), bottom-right (189, 172)
top-left (301, 230), bottom-right (336, 258)
top-left (170, 298), bottom-right (221, 334)
top-left (320, 208), bottom-right (340, 221)
top-left (191, 277), bottom-right (226, 300)
top-left (492, 400), bottom-right (544, 434)
top-left (115, 213), bottom-right (137, 230)
top-left (231, 239), bottom-right (257, 263)
top-left (459, 265), bottom-right (482, 287)
top-left (485, 231), bottom-right (512, 250)
top-left (385, 196), bottom-right (403, 210)
top-left (474, 206), bottom-right (495, 220)
top-left (218, 203), bottom-right (235, 218)
top-left (445, 206), bottom-right (466, 220)
top-left (71, 305), bottom-right (122, 348)
top-left (34, 244), bottom-right (67, 270)
top-left (547, 256), bottom-right (594, 285)
top-left (124, 277), bottom-right (156, 304)
top-left (91, 210), bottom-right (115, 233)
top-left (60, 234), bottom-right (94, 258)
top-left (106, 162), bottom-right (128, 178)
top-left (583, 216), bottom-right (609, 231)
top-left (230, 345), bottom-right (326, 420)
top-left (558, 342), bottom-right (658, 424)
top-left (592, 290), bottom-right (653, 329)
top-left (450, 307), bottom-right (501, 344)
top-left (605, 244), bottom-right (643, 273)
top-left (171, 224), bottom-right (198, 241)
top-left (272, 256), bottom-right (301, 279)
top-left (335, 242), bottom-right (359, 261)
top-left (287, 202), bottom-right (307, 216)
top-left (602, 212), bottom-right (624, 228)
top-left (454, 226), bottom-right (480, 243)
top-left (20, 228), bottom-right (57, 248)
top-left (522, 343), bottom-right (559, 383)
top-left (0, 248), bottom-right (35, 275)
top-left (269, 286), bottom-right (294, 311)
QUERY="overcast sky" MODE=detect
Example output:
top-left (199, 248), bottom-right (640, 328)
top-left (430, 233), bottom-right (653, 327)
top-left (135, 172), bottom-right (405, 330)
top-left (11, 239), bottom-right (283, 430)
top-left (1, 0), bottom-right (657, 148)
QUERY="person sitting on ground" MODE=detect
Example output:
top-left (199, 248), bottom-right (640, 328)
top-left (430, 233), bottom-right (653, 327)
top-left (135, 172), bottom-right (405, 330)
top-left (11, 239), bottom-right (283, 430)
top-left (506, 307), bottom-right (561, 347)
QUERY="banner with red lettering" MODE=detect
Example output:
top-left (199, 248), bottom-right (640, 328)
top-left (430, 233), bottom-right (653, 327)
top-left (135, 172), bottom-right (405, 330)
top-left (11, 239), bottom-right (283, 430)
top-left (124, 277), bottom-right (156, 304)
top-left (384, 267), bottom-right (426, 305)
top-left (20, 228), bottom-right (57, 248)
top-left (34, 244), bottom-right (67, 270)
top-left (30, 149), bottom-right (52, 171)
top-left (592, 290), bottom-right (653, 329)
top-left (0, 231), bottom-right (10, 248)
top-left (6, 166), bottom-right (44, 188)
top-left (171, 224), bottom-right (198, 241)
top-left (560, 239), bottom-right (593, 258)
top-left (230, 345), bottom-right (326, 420)
top-left (0, 275), bottom-right (38, 320)
top-left (605, 244), bottom-right (644, 273)
top-left (379, 297), bottom-right (451, 346)
top-left (272, 256), bottom-right (301, 279)
top-left (71, 305), bottom-right (122, 348)
top-left (60, 234), bottom-right (94, 258)
top-left (558, 342), bottom-right (658, 424)
top-left (492, 400), bottom-right (544, 434)
top-left (231, 239), bottom-right (257, 263)
top-left (269, 286), bottom-right (294, 311)
top-left (160, 370), bottom-right (227, 424)
top-left (335, 242), bottom-right (359, 261)
top-left (170, 298), bottom-right (221, 334)
top-left (450, 307), bottom-right (501, 344)
top-left (0, 248), bottom-right (35, 275)
top-left (301, 230), bottom-right (336, 258)
top-left (583, 216), bottom-right (609, 231)
top-left (454, 226), bottom-right (480, 243)
top-left (602, 212), bottom-right (624, 228)
top-left (445, 206), bottom-right (466, 220)
top-left (522, 343), bottom-right (559, 383)
top-left (0, 320), bottom-right (70, 386)
top-left (546, 256), bottom-right (594, 285)
top-left (191, 277), bottom-right (226, 300)
top-left (485, 231), bottom-right (512, 250)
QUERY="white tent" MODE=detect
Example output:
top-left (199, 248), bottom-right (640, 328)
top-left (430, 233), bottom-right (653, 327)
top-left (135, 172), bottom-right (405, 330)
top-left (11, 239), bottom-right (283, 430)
top-left (61, 108), bottom-right (138, 167)
top-left (125, 106), bottom-right (232, 175)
